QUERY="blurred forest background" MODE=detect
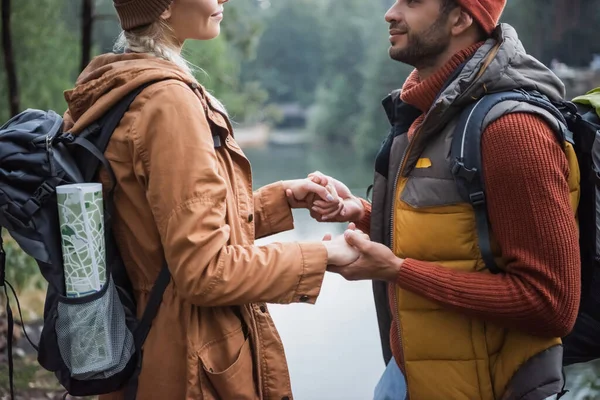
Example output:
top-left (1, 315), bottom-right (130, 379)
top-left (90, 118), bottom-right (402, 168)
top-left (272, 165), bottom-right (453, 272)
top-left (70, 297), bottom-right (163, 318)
top-left (1, 0), bottom-right (600, 398)
top-left (2, 0), bottom-right (600, 159)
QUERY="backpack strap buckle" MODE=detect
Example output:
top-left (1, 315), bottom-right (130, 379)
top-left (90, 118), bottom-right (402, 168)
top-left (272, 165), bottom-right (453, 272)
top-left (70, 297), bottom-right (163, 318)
top-left (23, 177), bottom-right (61, 216)
top-left (451, 159), bottom-right (479, 182)
top-left (58, 132), bottom-right (76, 144)
top-left (33, 181), bottom-right (55, 202)
top-left (469, 191), bottom-right (486, 207)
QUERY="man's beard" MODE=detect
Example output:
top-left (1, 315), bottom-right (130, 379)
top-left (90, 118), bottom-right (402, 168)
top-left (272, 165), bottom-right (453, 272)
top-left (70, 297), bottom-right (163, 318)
top-left (389, 16), bottom-right (451, 69)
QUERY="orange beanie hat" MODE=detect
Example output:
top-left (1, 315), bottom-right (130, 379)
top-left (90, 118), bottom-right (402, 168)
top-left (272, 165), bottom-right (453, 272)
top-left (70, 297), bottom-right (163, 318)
top-left (455, 0), bottom-right (507, 35)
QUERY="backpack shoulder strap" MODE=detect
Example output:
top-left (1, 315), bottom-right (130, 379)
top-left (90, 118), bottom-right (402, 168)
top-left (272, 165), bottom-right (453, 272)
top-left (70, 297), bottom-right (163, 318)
top-left (62, 80), bottom-right (166, 187)
top-left (450, 90), bottom-right (567, 274)
top-left (63, 79), bottom-right (223, 189)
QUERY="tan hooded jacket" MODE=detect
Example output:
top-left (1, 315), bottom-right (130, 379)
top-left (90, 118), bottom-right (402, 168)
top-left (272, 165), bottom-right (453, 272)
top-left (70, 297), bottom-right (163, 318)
top-left (62, 52), bottom-right (327, 400)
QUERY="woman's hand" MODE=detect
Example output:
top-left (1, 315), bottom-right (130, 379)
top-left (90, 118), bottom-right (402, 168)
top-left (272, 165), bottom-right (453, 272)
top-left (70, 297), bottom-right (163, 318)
top-left (307, 171), bottom-right (365, 222)
top-left (322, 225), bottom-right (370, 267)
top-left (283, 178), bottom-right (341, 210)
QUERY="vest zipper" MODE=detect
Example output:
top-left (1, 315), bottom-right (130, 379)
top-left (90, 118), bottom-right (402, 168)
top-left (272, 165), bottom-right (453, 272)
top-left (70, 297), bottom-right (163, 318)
top-left (388, 62), bottom-right (496, 394)
top-left (388, 127), bottom-right (423, 399)
top-left (390, 96), bottom-right (477, 395)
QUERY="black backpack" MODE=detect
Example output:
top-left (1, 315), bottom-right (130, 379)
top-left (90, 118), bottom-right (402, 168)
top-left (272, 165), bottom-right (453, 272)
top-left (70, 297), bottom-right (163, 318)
top-left (0, 81), bottom-right (171, 399)
top-left (449, 89), bottom-right (600, 366)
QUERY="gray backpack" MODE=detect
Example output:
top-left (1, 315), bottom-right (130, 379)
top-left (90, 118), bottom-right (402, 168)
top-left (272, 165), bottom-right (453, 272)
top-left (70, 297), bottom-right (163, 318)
top-left (0, 81), bottom-right (171, 399)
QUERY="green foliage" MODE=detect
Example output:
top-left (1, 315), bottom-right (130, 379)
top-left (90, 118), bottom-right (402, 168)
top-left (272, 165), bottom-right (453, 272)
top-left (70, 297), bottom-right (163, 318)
top-left (502, 0), bottom-right (600, 66)
top-left (308, 76), bottom-right (362, 146)
top-left (0, 0), bottom-right (80, 122)
top-left (0, 356), bottom-right (67, 396)
top-left (562, 359), bottom-right (600, 399)
top-left (354, 40), bottom-right (412, 162)
top-left (306, 0), bottom-right (374, 145)
top-left (242, 0), bottom-right (325, 106)
top-left (1, 232), bottom-right (44, 294)
top-left (184, 37), bottom-right (268, 121)
top-left (307, 0), bottom-right (409, 159)
top-left (244, 0), bottom-right (600, 159)
top-left (220, 0), bottom-right (266, 59)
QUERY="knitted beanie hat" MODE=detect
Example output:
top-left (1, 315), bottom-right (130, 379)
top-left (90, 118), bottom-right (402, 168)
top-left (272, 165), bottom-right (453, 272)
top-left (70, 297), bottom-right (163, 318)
top-left (113, 0), bottom-right (174, 31)
top-left (455, 0), bottom-right (507, 35)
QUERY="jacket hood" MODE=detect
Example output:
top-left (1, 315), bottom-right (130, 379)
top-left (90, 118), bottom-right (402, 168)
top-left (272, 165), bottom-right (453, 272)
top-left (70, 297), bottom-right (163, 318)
top-left (63, 53), bottom-right (195, 134)
top-left (453, 23), bottom-right (565, 105)
top-left (418, 23), bottom-right (566, 137)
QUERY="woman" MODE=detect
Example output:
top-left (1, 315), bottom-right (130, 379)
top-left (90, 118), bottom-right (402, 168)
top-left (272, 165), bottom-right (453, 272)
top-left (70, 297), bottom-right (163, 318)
top-left (61, 0), bottom-right (359, 398)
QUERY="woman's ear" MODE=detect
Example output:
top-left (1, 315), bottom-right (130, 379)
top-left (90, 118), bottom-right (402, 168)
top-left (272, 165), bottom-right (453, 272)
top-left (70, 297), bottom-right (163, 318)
top-left (450, 9), bottom-right (475, 36)
top-left (160, 4), bottom-right (173, 20)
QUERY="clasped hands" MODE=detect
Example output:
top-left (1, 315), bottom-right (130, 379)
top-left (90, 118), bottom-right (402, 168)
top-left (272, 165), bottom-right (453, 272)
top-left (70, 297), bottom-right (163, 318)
top-left (282, 172), bottom-right (402, 283)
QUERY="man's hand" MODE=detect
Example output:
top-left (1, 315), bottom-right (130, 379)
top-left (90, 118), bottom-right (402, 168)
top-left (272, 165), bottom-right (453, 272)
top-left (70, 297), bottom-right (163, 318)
top-left (328, 223), bottom-right (403, 282)
top-left (307, 171), bottom-right (365, 222)
top-left (283, 178), bottom-right (340, 209)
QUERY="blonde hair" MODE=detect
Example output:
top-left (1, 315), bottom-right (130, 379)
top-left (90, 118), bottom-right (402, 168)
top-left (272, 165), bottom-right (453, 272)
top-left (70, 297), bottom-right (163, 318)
top-left (114, 19), bottom-right (227, 114)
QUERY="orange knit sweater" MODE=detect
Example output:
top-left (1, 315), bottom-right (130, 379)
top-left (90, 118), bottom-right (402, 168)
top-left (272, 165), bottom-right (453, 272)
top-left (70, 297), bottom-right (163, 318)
top-left (357, 45), bottom-right (580, 361)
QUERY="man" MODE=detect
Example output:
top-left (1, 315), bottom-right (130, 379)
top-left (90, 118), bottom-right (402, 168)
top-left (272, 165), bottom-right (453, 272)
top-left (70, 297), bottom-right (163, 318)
top-left (303, 0), bottom-right (581, 398)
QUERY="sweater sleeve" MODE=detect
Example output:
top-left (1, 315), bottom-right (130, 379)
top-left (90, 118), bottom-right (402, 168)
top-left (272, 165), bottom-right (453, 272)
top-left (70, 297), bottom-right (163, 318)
top-left (354, 198), bottom-right (372, 235)
top-left (396, 113), bottom-right (581, 337)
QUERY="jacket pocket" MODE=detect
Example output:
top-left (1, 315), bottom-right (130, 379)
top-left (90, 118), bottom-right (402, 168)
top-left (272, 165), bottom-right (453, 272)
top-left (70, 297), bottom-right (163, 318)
top-left (199, 328), bottom-right (259, 400)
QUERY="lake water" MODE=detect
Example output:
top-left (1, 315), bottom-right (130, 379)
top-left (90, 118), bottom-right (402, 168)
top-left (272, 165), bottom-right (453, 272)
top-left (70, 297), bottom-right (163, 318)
top-left (243, 142), bottom-right (600, 400)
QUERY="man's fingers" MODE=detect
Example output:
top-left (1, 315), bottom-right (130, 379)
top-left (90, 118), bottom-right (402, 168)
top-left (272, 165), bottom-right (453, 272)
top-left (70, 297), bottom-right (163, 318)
top-left (310, 210), bottom-right (324, 222)
top-left (323, 202), bottom-right (344, 220)
top-left (344, 229), bottom-right (370, 251)
top-left (348, 222), bottom-right (357, 230)
top-left (312, 200), bottom-right (342, 213)
top-left (313, 200), bottom-right (334, 208)
top-left (322, 233), bottom-right (332, 241)
top-left (312, 205), bottom-right (337, 215)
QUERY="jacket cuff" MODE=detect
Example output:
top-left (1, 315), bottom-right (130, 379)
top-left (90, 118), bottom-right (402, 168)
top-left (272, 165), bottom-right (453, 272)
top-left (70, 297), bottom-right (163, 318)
top-left (292, 242), bottom-right (328, 304)
top-left (257, 181), bottom-right (294, 236)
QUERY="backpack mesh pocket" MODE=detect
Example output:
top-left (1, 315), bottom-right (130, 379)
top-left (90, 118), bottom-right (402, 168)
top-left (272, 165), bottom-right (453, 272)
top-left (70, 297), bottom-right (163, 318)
top-left (55, 277), bottom-right (135, 380)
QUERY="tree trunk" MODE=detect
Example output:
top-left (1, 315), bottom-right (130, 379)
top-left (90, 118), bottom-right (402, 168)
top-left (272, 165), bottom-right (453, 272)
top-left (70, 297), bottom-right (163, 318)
top-left (1, 0), bottom-right (19, 117)
top-left (81, 0), bottom-right (94, 72)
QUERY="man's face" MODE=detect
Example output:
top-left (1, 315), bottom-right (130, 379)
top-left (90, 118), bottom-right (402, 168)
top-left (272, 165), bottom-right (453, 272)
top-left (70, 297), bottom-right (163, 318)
top-left (385, 0), bottom-right (454, 69)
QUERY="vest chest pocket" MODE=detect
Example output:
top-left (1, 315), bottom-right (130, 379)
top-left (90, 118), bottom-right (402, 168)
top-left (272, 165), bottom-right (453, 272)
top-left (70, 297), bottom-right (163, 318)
top-left (399, 122), bottom-right (465, 209)
top-left (400, 175), bottom-right (465, 209)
